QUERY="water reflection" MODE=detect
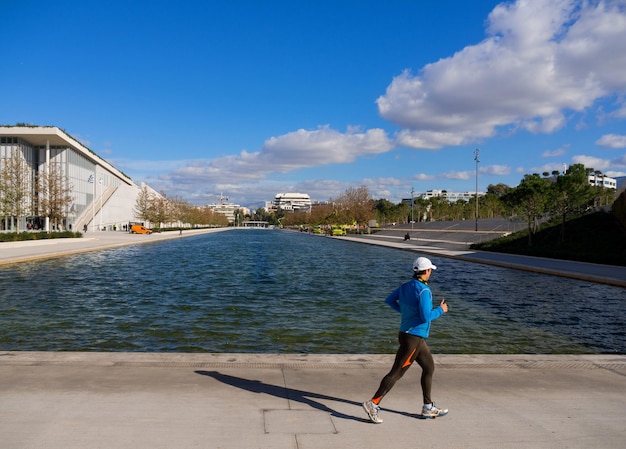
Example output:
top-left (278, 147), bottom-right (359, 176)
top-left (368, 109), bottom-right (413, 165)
top-left (0, 229), bottom-right (624, 353)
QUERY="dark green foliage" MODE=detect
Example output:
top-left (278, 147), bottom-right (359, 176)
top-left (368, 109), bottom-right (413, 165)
top-left (472, 211), bottom-right (626, 266)
top-left (613, 190), bottom-right (626, 229)
top-left (0, 231), bottom-right (82, 242)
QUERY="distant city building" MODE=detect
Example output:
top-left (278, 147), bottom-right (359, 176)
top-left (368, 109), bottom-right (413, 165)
top-left (615, 176), bottom-right (626, 193)
top-left (406, 189), bottom-right (485, 203)
top-left (588, 174), bottom-right (617, 189)
top-left (207, 194), bottom-right (249, 224)
top-left (269, 192), bottom-right (312, 212)
top-left (0, 126), bottom-right (148, 232)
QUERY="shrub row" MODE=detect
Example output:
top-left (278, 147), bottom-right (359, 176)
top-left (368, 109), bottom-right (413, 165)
top-left (0, 231), bottom-right (82, 242)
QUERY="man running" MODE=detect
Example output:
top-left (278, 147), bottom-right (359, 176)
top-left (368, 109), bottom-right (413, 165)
top-left (363, 256), bottom-right (449, 423)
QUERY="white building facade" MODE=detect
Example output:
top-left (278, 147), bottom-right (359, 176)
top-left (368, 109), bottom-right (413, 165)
top-left (417, 189), bottom-right (485, 202)
top-left (588, 174), bottom-right (617, 189)
top-left (270, 192), bottom-right (312, 212)
top-left (0, 126), bottom-right (146, 232)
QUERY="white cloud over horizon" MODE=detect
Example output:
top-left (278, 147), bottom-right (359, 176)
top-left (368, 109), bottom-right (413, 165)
top-left (377, 0), bottom-right (626, 149)
top-left (596, 134), bottom-right (626, 148)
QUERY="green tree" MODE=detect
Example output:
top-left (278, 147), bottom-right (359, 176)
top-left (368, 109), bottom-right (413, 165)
top-left (484, 183), bottom-right (510, 217)
top-left (252, 207), bottom-right (272, 223)
top-left (550, 164), bottom-right (595, 242)
top-left (502, 174), bottom-right (551, 246)
top-left (589, 170), bottom-right (616, 208)
top-left (414, 198), bottom-right (430, 223)
top-left (428, 196), bottom-right (449, 221)
top-left (373, 198), bottom-right (399, 225)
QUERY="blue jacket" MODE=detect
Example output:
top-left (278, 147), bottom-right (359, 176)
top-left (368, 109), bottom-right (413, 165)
top-left (384, 278), bottom-right (444, 338)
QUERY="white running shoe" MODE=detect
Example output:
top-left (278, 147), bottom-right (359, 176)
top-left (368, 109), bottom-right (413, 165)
top-left (422, 403), bottom-right (448, 418)
top-left (362, 400), bottom-right (383, 423)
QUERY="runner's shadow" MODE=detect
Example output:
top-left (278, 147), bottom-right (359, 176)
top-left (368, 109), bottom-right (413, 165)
top-left (195, 370), bottom-right (368, 422)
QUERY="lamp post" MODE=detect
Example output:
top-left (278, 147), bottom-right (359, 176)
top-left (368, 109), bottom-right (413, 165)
top-left (411, 187), bottom-right (414, 229)
top-left (88, 173), bottom-right (95, 232)
top-left (99, 177), bottom-right (103, 231)
top-left (474, 148), bottom-right (480, 231)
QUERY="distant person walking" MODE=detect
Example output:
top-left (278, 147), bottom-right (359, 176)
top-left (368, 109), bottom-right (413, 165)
top-left (363, 256), bottom-right (449, 423)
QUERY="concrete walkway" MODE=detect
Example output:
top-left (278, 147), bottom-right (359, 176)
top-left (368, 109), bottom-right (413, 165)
top-left (0, 227), bottom-right (230, 266)
top-left (1, 228), bottom-right (625, 448)
top-left (341, 229), bottom-right (626, 288)
top-left (1, 352), bottom-right (625, 449)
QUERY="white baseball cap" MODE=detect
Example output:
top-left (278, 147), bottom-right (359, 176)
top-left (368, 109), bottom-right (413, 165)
top-left (413, 257), bottom-right (437, 272)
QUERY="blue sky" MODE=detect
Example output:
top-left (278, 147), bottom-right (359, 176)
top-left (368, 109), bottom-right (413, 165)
top-left (2, 0), bottom-right (626, 209)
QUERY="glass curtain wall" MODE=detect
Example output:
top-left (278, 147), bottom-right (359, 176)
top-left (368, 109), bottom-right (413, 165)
top-left (38, 146), bottom-right (98, 231)
top-left (0, 137), bottom-right (37, 231)
top-left (3, 134), bottom-right (124, 232)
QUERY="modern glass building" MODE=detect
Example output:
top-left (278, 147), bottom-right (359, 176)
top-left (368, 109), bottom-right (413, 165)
top-left (0, 126), bottom-right (145, 232)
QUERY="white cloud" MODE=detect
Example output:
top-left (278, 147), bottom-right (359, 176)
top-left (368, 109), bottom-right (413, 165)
top-left (612, 104), bottom-right (626, 118)
top-left (573, 152), bottom-right (626, 171)
top-left (261, 126), bottom-right (395, 169)
top-left (442, 170), bottom-right (473, 180)
top-left (528, 152), bottom-right (626, 178)
top-left (378, 0), bottom-right (626, 149)
top-left (140, 126), bottom-right (394, 205)
top-left (291, 178), bottom-right (352, 202)
top-left (530, 163), bottom-right (568, 174)
top-left (482, 164), bottom-right (511, 176)
top-left (162, 125), bottom-right (393, 185)
top-left (114, 158), bottom-right (191, 173)
top-left (542, 146), bottom-right (568, 157)
top-left (596, 134), bottom-right (626, 148)
top-left (411, 173), bottom-right (436, 182)
top-left (571, 154), bottom-right (611, 170)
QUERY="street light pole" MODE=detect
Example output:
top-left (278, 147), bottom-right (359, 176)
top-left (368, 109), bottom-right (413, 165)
top-left (411, 187), bottom-right (414, 230)
top-left (474, 148), bottom-right (480, 231)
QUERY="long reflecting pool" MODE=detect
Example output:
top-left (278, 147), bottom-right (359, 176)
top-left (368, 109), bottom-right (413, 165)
top-left (0, 229), bottom-right (624, 354)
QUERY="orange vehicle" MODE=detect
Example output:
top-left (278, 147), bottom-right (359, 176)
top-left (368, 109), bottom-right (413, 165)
top-left (130, 224), bottom-right (152, 234)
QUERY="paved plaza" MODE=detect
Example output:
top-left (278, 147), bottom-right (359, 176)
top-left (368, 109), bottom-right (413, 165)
top-left (1, 352), bottom-right (625, 449)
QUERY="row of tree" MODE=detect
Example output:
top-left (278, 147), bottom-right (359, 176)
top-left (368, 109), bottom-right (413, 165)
top-left (2, 148), bottom-right (618, 243)
top-left (133, 185), bottom-right (229, 228)
top-left (258, 164), bottom-right (618, 246)
top-left (501, 164), bottom-right (614, 245)
top-left (0, 151), bottom-right (73, 232)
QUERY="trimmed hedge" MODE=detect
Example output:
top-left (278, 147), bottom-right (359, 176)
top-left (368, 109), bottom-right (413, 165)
top-left (471, 211), bottom-right (626, 266)
top-left (0, 231), bottom-right (83, 242)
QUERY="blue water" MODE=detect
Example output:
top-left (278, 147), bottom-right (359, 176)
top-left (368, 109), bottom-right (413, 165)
top-left (0, 229), bottom-right (624, 354)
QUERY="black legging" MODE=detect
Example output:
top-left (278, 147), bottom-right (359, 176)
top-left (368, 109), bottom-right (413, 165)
top-left (372, 332), bottom-right (435, 405)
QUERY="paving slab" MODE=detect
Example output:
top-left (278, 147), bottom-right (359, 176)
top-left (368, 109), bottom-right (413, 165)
top-left (1, 352), bottom-right (625, 449)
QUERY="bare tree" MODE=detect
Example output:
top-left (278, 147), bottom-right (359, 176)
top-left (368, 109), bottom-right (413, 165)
top-left (36, 162), bottom-right (74, 231)
top-left (334, 186), bottom-right (375, 231)
top-left (134, 184), bottom-right (156, 224)
top-left (133, 186), bottom-right (176, 229)
top-left (0, 149), bottom-right (33, 232)
top-left (151, 191), bottom-right (172, 229)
